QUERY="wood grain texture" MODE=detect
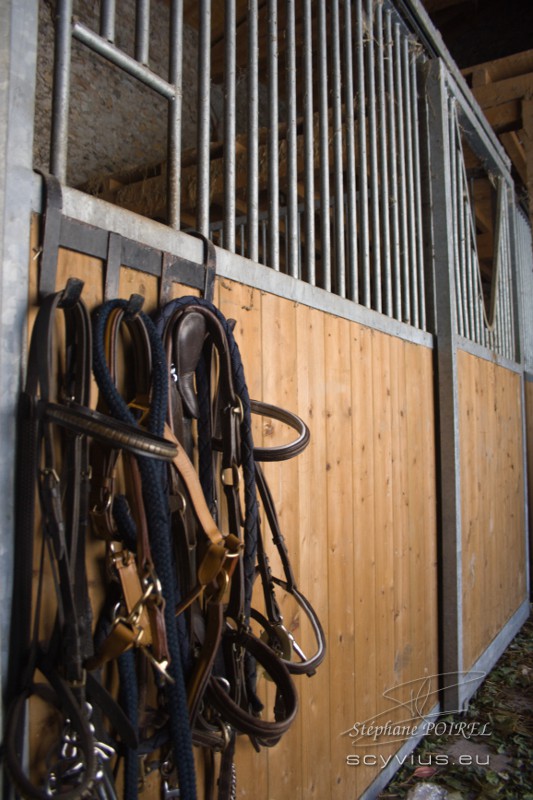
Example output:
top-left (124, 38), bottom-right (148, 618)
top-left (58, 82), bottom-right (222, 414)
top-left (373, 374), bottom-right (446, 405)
top-left (458, 350), bottom-right (527, 671)
top-left (26, 242), bottom-right (440, 798)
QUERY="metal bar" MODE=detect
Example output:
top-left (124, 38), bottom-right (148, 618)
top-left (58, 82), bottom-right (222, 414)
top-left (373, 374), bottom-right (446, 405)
top-left (51, 0), bottom-right (74, 181)
top-left (135, 0), bottom-right (150, 65)
top-left (167, 0), bottom-right (183, 230)
top-left (196, 0), bottom-right (211, 236)
top-left (72, 22), bottom-right (174, 99)
top-left (285, 0), bottom-right (299, 278)
top-left (247, 0), bottom-right (259, 262)
top-left (502, 204), bottom-right (512, 359)
top-left (302, 0), bottom-right (315, 285)
top-left (402, 36), bottom-right (418, 329)
top-left (394, 22), bottom-right (410, 324)
top-left (318, 0), bottom-right (331, 290)
top-left (356, 0), bottom-right (370, 306)
top-left (366, 0), bottom-right (381, 312)
top-left (410, 48), bottom-right (426, 331)
top-left (100, 0), bottom-right (116, 41)
top-left (224, 0), bottom-right (236, 253)
top-left (376, 2), bottom-right (391, 317)
top-left (456, 145), bottom-right (470, 340)
top-left (331, 0), bottom-right (345, 296)
top-left (343, 0), bottom-right (358, 302)
top-left (261, 219), bottom-right (267, 266)
top-left (385, 10), bottom-right (401, 321)
top-left (268, 0), bottom-right (280, 271)
top-left (449, 102), bottom-right (464, 338)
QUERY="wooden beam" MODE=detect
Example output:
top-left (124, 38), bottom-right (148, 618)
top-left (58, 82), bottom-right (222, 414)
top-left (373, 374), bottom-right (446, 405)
top-left (471, 73), bottom-right (533, 110)
top-left (463, 48), bottom-right (533, 85)
top-left (484, 101), bottom-right (521, 134)
top-left (522, 97), bottom-right (533, 232)
top-left (499, 130), bottom-right (528, 187)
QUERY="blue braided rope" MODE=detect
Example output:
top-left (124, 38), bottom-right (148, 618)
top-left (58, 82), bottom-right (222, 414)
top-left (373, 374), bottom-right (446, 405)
top-left (92, 300), bottom-right (197, 800)
top-left (154, 297), bottom-right (259, 618)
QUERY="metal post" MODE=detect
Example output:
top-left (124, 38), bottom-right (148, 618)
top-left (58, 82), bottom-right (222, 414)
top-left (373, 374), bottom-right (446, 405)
top-left (318, 0), bottom-right (331, 290)
top-left (376, 2), bottom-right (391, 317)
top-left (224, 0), bottom-right (236, 254)
top-left (366, 0), bottom-right (381, 312)
top-left (268, 0), bottom-right (280, 271)
top-left (331, 0), bottom-right (345, 296)
top-left (343, 0), bottom-right (358, 302)
top-left (50, 0), bottom-right (74, 181)
top-left (394, 22), bottom-right (410, 324)
top-left (385, 10), bottom-right (401, 321)
top-left (100, 0), bottom-right (116, 41)
top-left (135, 0), bottom-right (150, 65)
top-left (286, 0), bottom-right (299, 278)
top-left (425, 59), bottom-right (463, 712)
top-left (168, 0), bottom-right (183, 230)
top-left (247, 0), bottom-right (259, 262)
top-left (197, 0), bottom-right (211, 236)
top-left (448, 101), bottom-right (464, 338)
top-left (356, 0), bottom-right (370, 306)
top-left (302, 0), bottom-right (316, 285)
top-left (402, 36), bottom-right (419, 328)
top-left (410, 49), bottom-right (426, 330)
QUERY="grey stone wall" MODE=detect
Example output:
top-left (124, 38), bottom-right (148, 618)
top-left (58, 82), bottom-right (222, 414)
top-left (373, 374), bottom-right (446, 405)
top-left (33, 0), bottom-right (213, 186)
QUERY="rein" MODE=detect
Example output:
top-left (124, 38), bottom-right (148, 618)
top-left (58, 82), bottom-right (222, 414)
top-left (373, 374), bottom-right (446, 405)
top-left (4, 280), bottom-right (325, 800)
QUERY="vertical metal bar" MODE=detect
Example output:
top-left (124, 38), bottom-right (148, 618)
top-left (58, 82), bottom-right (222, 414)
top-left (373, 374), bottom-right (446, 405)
top-left (247, 0), bottom-right (259, 262)
top-left (456, 148), bottom-right (470, 340)
top-left (286, 0), bottom-right (299, 278)
top-left (240, 222), bottom-right (246, 257)
top-left (502, 203), bottom-right (512, 358)
top-left (318, 0), bottom-right (331, 290)
top-left (410, 48), bottom-right (426, 330)
top-left (343, 0), bottom-right (358, 301)
top-left (366, 0), bottom-right (381, 312)
top-left (100, 0), bottom-right (116, 41)
top-left (402, 36), bottom-right (418, 329)
top-left (268, 0), bottom-right (280, 271)
top-left (135, 0), bottom-right (150, 64)
top-left (224, 0), bottom-right (236, 253)
top-left (302, 0), bottom-right (316, 285)
top-left (356, 0), bottom-right (370, 306)
top-left (50, 0), bottom-right (74, 181)
top-left (385, 10), bottom-right (401, 321)
top-left (197, 0), bottom-right (211, 236)
top-left (463, 195), bottom-right (475, 342)
top-left (376, 2), bottom-right (391, 317)
top-left (261, 219), bottom-right (267, 266)
top-left (394, 22), bottom-right (410, 323)
top-left (167, 0), bottom-right (183, 230)
top-left (448, 101), bottom-right (464, 338)
top-left (331, 0), bottom-right (345, 296)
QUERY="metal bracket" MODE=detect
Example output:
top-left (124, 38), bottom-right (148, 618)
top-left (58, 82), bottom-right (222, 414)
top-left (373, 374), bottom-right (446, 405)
top-left (37, 174), bottom-right (217, 305)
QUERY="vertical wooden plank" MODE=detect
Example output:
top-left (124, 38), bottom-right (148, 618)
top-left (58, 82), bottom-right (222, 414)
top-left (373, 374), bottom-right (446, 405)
top-left (324, 313), bottom-right (356, 799)
top-left (217, 278), bottom-right (268, 799)
top-left (390, 337), bottom-right (412, 713)
top-left (295, 303), bottom-right (331, 799)
top-left (260, 291), bottom-right (302, 800)
top-left (419, 346), bottom-right (439, 683)
top-left (371, 330), bottom-right (397, 758)
top-left (351, 323), bottom-right (377, 796)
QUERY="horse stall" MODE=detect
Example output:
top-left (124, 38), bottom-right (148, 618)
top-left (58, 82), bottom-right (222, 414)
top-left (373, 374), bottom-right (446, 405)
top-left (0, 1), bottom-right (530, 799)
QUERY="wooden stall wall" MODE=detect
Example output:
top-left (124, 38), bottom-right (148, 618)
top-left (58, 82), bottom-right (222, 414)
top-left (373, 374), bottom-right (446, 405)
top-left (26, 242), bottom-right (439, 799)
top-left (457, 350), bottom-right (527, 674)
top-left (526, 377), bottom-right (533, 596)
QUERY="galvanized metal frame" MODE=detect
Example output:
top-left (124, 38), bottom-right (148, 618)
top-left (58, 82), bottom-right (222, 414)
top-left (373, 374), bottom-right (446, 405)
top-left (425, 58), bottom-right (464, 712)
top-left (0, 0), bottom-right (40, 731)
top-left (426, 56), bottom-right (530, 713)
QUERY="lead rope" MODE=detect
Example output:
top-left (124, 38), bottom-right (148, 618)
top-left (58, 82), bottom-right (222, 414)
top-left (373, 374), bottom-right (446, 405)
top-left (92, 299), bottom-right (197, 800)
